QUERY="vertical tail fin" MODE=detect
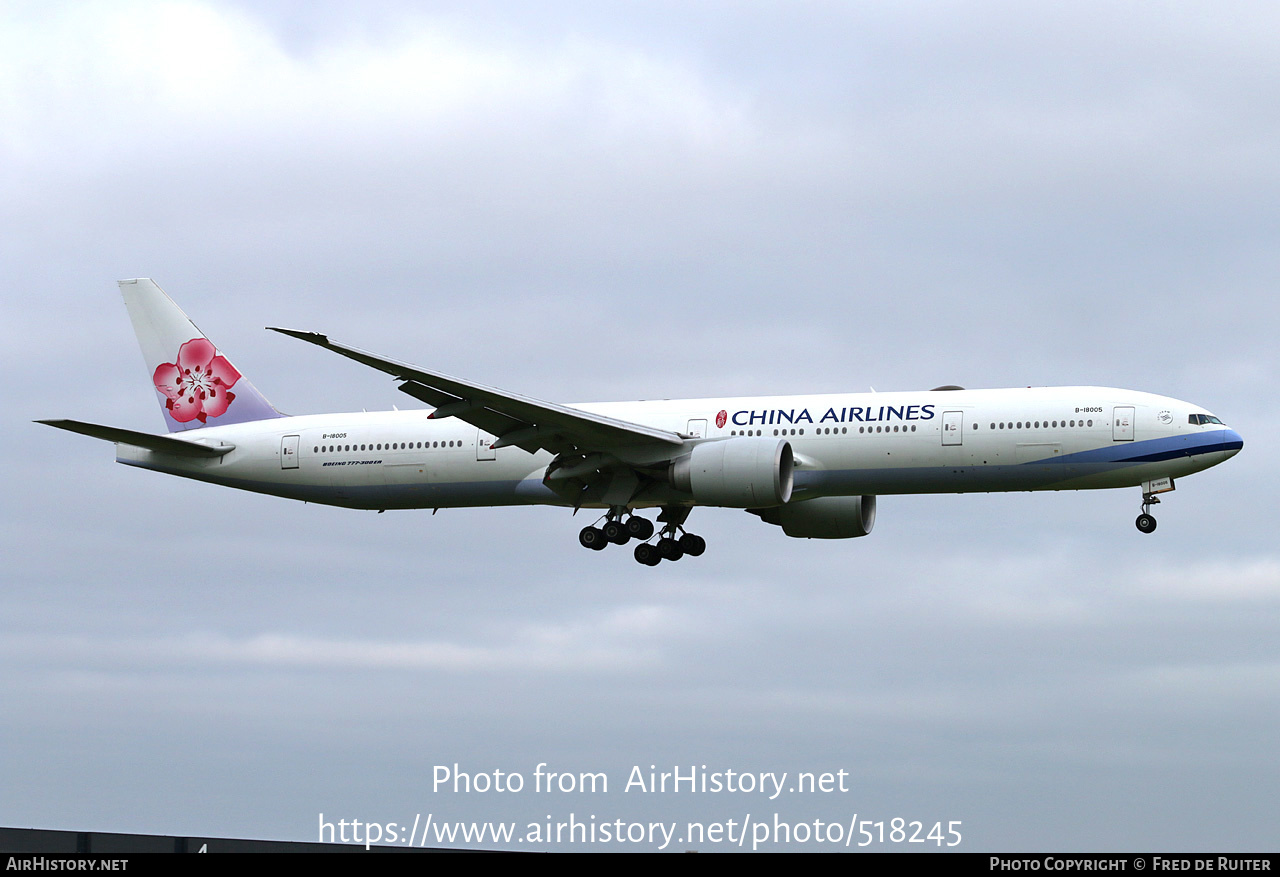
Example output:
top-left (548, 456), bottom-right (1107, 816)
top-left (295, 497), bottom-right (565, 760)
top-left (119, 278), bottom-right (283, 432)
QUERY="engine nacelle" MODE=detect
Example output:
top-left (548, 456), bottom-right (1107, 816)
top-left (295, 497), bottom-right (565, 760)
top-left (669, 438), bottom-right (793, 507)
top-left (752, 495), bottom-right (877, 539)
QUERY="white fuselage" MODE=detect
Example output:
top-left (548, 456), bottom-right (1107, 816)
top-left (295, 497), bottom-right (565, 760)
top-left (116, 386), bottom-right (1242, 512)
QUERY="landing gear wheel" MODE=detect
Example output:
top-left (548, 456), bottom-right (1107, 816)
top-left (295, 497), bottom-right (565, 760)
top-left (579, 526), bottom-right (607, 550)
top-left (657, 537), bottom-right (685, 561)
top-left (1136, 513), bottom-right (1157, 534)
top-left (625, 516), bottom-right (654, 540)
top-left (603, 520), bottom-right (630, 545)
top-left (634, 543), bottom-right (661, 566)
top-left (678, 533), bottom-right (706, 557)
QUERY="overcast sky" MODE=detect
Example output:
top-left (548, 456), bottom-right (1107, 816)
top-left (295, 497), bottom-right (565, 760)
top-left (3, 0), bottom-right (1277, 852)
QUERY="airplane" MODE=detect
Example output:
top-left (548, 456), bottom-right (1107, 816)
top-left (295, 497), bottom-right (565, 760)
top-left (39, 279), bottom-right (1244, 566)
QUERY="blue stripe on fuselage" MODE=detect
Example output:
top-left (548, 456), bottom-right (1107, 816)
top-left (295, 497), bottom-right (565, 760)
top-left (1038, 429), bottom-right (1239, 467)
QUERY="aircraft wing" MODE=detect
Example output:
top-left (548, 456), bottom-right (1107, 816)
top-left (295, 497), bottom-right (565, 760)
top-left (269, 329), bottom-right (685, 456)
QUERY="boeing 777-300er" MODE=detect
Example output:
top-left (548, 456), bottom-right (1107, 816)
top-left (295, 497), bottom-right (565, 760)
top-left (40, 280), bottom-right (1244, 566)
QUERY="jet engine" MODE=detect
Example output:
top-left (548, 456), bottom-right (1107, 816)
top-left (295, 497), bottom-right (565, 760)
top-left (750, 495), bottom-right (877, 539)
top-left (669, 438), bottom-right (794, 507)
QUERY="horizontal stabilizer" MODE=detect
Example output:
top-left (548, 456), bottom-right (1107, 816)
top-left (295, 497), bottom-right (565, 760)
top-left (36, 419), bottom-right (235, 457)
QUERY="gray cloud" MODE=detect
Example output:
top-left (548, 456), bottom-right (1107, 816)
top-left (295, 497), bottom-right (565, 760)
top-left (3, 0), bottom-right (1275, 851)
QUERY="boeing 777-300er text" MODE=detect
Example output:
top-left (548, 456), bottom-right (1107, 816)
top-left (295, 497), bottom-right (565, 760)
top-left (40, 280), bottom-right (1244, 565)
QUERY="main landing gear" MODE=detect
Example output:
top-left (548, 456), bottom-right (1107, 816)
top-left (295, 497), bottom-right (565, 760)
top-left (579, 512), bottom-right (653, 549)
top-left (577, 506), bottom-right (707, 566)
top-left (1135, 493), bottom-right (1160, 534)
top-left (632, 531), bottom-right (706, 567)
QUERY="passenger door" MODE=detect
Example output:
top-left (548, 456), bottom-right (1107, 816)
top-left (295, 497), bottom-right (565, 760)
top-left (1113, 407), bottom-right (1135, 441)
top-left (280, 434), bottom-right (299, 469)
top-left (942, 411), bottom-right (964, 446)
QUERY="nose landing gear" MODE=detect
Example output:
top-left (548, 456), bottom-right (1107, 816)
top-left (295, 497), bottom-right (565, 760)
top-left (1135, 493), bottom-right (1160, 534)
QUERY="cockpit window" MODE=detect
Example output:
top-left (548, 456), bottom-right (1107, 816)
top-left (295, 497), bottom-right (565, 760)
top-left (1188, 414), bottom-right (1225, 425)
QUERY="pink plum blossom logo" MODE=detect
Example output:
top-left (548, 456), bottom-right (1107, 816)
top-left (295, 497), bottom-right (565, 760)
top-left (153, 338), bottom-right (241, 424)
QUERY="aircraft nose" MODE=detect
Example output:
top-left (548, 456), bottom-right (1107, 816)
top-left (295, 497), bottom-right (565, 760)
top-left (1222, 428), bottom-right (1244, 458)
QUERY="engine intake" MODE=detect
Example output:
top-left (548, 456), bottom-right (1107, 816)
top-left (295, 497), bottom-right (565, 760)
top-left (670, 438), bottom-right (794, 507)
